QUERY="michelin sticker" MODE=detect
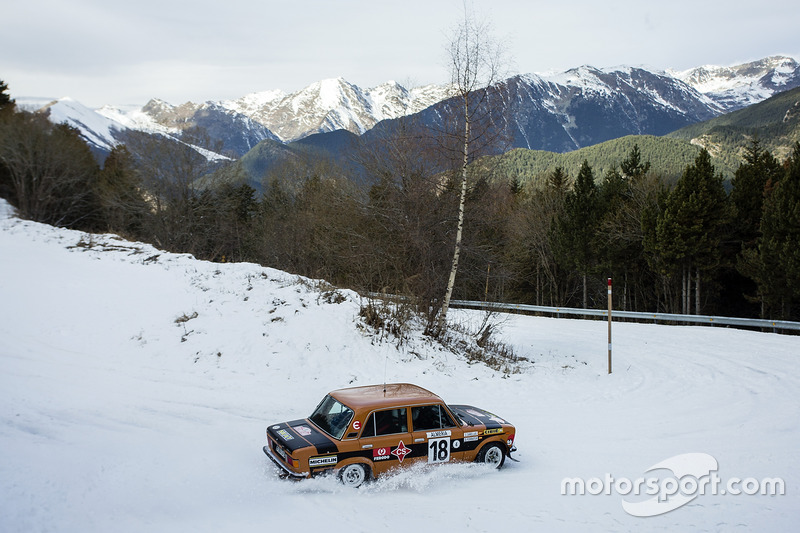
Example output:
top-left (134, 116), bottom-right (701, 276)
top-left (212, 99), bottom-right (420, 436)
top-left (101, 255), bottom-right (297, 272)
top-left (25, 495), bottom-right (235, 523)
top-left (309, 456), bottom-right (338, 467)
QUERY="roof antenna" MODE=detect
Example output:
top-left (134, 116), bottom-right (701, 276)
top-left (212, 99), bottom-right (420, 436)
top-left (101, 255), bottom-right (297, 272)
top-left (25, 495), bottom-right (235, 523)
top-left (383, 346), bottom-right (388, 396)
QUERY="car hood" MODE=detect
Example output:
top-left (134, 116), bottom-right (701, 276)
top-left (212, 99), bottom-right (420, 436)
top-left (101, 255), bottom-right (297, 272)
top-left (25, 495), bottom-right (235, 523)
top-left (448, 405), bottom-right (511, 429)
top-left (267, 418), bottom-right (339, 454)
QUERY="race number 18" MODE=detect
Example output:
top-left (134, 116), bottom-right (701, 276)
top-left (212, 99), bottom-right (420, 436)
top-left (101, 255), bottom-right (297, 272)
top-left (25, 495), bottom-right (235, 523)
top-left (428, 437), bottom-right (450, 463)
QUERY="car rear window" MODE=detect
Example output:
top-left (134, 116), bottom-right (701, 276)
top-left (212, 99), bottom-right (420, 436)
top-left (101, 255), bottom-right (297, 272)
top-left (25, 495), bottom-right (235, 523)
top-left (411, 404), bottom-right (456, 431)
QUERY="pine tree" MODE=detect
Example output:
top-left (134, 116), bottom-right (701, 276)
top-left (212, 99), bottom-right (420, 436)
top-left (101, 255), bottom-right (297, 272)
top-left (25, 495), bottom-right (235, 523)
top-left (653, 149), bottom-right (731, 314)
top-left (730, 137), bottom-right (781, 248)
top-left (548, 166), bottom-right (570, 195)
top-left (620, 143), bottom-right (650, 181)
top-left (555, 160), bottom-right (600, 308)
top-left (601, 145), bottom-right (656, 311)
top-left (97, 144), bottom-right (148, 236)
top-left (0, 79), bottom-right (14, 111)
top-left (754, 142), bottom-right (800, 319)
top-left (728, 137), bottom-right (782, 316)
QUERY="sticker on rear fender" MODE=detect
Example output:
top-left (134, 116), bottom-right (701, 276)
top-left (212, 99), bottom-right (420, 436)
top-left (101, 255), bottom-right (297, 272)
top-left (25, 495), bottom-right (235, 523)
top-left (309, 456), bottom-right (338, 467)
top-left (483, 428), bottom-right (503, 436)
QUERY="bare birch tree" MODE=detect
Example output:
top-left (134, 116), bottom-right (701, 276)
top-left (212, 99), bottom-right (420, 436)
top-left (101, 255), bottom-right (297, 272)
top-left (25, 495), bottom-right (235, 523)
top-left (437, 3), bottom-right (508, 332)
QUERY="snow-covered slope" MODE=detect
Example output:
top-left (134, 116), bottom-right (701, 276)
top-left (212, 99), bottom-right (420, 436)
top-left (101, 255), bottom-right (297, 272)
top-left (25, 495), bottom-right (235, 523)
top-left (26, 97), bottom-right (124, 153)
top-left (1, 198), bottom-right (798, 532)
top-left (18, 96), bottom-right (279, 161)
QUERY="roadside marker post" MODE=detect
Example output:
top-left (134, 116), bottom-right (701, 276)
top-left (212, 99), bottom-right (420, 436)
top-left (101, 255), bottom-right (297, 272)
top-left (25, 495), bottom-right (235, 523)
top-left (608, 278), bottom-right (612, 374)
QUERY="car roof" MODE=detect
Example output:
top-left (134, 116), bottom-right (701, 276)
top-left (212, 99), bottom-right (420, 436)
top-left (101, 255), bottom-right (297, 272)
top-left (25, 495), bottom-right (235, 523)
top-left (329, 383), bottom-right (444, 410)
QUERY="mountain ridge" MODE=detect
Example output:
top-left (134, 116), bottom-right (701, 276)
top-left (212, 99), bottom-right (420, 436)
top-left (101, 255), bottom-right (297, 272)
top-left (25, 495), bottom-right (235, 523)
top-left (17, 55), bottom-right (800, 162)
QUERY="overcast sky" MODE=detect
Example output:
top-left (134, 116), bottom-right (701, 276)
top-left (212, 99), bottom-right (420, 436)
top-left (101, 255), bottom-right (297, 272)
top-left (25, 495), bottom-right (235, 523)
top-left (3, 0), bottom-right (799, 108)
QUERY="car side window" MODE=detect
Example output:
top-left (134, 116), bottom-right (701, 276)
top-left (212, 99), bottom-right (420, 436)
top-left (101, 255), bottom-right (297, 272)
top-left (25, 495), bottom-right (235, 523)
top-left (411, 404), bottom-right (456, 431)
top-left (360, 408), bottom-right (407, 438)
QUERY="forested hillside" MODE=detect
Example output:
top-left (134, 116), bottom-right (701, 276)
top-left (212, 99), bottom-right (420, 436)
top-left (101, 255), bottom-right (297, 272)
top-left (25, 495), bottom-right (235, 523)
top-left (482, 135), bottom-right (718, 187)
top-left (668, 86), bottom-right (800, 168)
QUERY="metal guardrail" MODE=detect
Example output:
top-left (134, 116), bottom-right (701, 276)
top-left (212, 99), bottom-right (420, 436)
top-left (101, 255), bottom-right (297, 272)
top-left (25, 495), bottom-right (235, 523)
top-left (450, 299), bottom-right (800, 333)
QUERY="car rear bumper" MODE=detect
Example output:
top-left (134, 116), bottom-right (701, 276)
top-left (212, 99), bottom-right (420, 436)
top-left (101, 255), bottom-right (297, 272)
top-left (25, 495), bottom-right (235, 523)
top-left (263, 445), bottom-right (307, 479)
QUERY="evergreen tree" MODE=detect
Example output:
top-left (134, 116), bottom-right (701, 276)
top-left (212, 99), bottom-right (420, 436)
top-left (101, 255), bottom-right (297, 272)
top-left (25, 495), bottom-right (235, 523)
top-left (555, 160), bottom-right (600, 307)
top-left (653, 149), bottom-right (731, 314)
top-left (750, 142), bottom-right (800, 319)
top-left (548, 166), bottom-right (570, 195)
top-left (96, 144), bottom-right (149, 236)
top-left (509, 167), bottom-right (570, 306)
top-left (730, 137), bottom-right (781, 248)
top-left (728, 137), bottom-right (781, 316)
top-left (599, 145), bottom-right (659, 312)
top-left (599, 166), bottom-right (634, 309)
top-left (620, 143), bottom-right (651, 181)
top-left (0, 79), bottom-right (14, 111)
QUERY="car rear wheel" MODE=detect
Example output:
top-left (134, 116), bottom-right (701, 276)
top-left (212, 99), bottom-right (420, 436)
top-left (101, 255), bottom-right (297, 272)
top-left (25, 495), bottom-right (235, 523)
top-left (339, 463), bottom-right (368, 488)
top-left (477, 442), bottom-right (505, 469)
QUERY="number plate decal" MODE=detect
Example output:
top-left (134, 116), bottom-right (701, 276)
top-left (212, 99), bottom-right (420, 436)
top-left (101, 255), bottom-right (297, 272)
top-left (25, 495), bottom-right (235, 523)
top-left (428, 437), bottom-right (451, 463)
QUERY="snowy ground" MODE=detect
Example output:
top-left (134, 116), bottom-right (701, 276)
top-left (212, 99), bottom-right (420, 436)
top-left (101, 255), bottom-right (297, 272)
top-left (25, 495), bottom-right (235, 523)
top-left (1, 199), bottom-right (798, 532)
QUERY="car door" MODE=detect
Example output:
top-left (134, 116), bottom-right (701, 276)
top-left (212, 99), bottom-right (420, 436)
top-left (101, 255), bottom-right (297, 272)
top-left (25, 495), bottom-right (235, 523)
top-left (409, 403), bottom-right (464, 466)
top-left (357, 407), bottom-right (414, 476)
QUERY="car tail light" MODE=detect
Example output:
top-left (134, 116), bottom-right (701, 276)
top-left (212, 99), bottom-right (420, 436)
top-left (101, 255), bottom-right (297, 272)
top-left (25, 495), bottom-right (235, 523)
top-left (507, 434), bottom-right (515, 447)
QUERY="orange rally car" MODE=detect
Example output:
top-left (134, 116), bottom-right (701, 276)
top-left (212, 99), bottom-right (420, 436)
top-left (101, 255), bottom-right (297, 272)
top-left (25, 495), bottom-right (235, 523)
top-left (263, 383), bottom-right (517, 487)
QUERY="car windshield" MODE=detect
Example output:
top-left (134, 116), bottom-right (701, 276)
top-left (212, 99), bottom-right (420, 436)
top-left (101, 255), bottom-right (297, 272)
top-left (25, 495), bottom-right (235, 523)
top-left (309, 395), bottom-right (354, 440)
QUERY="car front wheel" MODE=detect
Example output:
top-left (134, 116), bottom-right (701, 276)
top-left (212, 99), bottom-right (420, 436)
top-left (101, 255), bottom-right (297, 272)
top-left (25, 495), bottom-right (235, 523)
top-left (477, 442), bottom-right (505, 469)
top-left (339, 463), bottom-right (368, 488)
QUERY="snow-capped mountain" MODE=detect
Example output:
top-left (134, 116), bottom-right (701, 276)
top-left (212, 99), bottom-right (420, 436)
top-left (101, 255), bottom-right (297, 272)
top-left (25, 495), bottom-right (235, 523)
top-left (398, 65), bottom-right (724, 153)
top-left (671, 55), bottom-right (800, 111)
top-left (18, 96), bottom-right (280, 161)
top-left (20, 55), bottom-right (800, 161)
top-left (220, 78), bottom-right (451, 142)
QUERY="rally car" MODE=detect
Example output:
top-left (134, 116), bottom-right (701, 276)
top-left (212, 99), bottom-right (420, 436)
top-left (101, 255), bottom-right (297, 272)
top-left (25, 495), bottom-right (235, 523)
top-left (262, 383), bottom-right (516, 487)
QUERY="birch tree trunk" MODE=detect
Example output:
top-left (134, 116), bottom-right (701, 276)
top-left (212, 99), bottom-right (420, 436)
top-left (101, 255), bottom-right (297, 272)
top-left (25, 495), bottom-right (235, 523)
top-left (438, 104), bottom-right (470, 331)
